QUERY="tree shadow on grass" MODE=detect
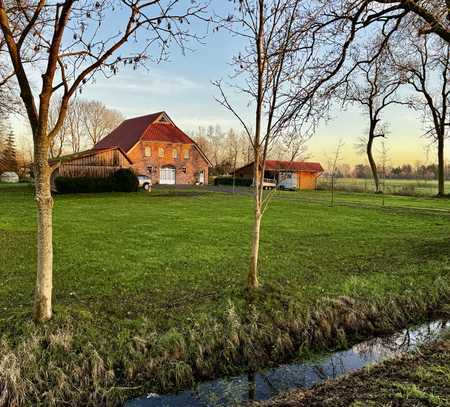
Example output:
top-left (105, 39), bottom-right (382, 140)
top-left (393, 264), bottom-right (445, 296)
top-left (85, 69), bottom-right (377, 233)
top-left (408, 238), bottom-right (450, 264)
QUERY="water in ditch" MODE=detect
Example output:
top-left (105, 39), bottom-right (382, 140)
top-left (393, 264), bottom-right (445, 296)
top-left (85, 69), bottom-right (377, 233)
top-left (126, 319), bottom-right (449, 407)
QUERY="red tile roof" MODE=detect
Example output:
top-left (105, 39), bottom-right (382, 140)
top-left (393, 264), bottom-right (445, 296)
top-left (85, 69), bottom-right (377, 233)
top-left (237, 160), bottom-right (323, 173)
top-left (94, 112), bottom-right (197, 152)
top-left (264, 160), bottom-right (324, 172)
top-left (141, 123), bottom-right (194, 144)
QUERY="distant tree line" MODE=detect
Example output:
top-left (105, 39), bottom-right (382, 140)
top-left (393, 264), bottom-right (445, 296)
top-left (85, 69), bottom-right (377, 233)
top-left (1, 99), bottom-right (124, 176)
top-left (329, 162), bottom-right (448, 181)
top-left (191, 125), bottom-right (310, 177)
top-left (48, 99), bottom-right (124, 159)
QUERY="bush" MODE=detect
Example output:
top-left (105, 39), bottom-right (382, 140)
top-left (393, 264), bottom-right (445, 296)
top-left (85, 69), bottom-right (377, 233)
top-left (111, 169), bottom-right (139, 192)
top-left (214, 176), bottom-right (253, 187)
top-left (55, 169), bottom-right (138, 194)
top-left (55, 176), bottom-right (113, 194)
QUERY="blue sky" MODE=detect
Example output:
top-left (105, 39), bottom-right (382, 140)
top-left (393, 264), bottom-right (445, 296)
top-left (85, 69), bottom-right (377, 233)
top-left (15, 1), bottom-right (443, 167)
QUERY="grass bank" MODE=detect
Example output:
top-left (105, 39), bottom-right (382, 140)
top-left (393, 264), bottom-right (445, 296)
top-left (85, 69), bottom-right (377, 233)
top-left (1, 184), bottom-right (450, 405)
top-left (255, 330), bottom-right (450, 406)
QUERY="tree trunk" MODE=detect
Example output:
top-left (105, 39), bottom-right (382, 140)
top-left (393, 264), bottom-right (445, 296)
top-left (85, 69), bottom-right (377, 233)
top-left (248, 157), bottom-right (262, 290)
top-left (248, 0), bottom-right (265, 291)
top-left (331, 175), bottom-right (334, 206)
top-left (437, 132), bottom-right (445, 196)
top-left (33, 143), bottom-right (53, 321)
top-left (367, 136), bottom-right (380, 193)
top-left (249, 204), bottom-right (262, 290)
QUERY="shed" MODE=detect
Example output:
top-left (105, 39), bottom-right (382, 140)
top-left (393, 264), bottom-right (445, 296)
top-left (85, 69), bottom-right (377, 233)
top-left (49, 147), bottom-right (132, 188)
top-left (235, 160), bottom-right (324, 190)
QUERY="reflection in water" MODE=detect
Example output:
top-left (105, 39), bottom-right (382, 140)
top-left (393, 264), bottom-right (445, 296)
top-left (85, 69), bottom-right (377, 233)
top-left (125, 320), bottom-right (449, 407)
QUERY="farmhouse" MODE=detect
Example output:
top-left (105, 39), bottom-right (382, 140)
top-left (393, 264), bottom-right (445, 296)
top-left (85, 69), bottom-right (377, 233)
top-left (235, 160), bottom-right (324, 190)
top-left (50, 112), bottom-right (211, 186)
top-left (94, 112), bottom-right (211, 185)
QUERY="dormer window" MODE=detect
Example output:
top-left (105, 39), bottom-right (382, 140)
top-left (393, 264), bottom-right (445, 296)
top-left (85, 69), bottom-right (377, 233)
top-left (158, 147), bottom-right (164, 158)
top-left (172, 149), bottom-right (178, 159)
top-left (144, 146), bottom-right (151, 157)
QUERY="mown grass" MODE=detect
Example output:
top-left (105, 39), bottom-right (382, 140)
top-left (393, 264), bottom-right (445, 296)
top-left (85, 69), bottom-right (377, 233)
top-left (317, 177), bottom-right (448, 196)
top-left (1, 183), bottom-right (450, 405)
top-left (256, 331), bottom-right (450, 406)
top-left (278, 188), bottom-right (450, 211)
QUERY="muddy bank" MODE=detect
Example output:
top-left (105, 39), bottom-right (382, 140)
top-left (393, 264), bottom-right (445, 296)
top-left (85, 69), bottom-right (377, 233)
top-left (253, 331), bottom-right (450, 407)
top-left (127, 320), bottom-right (449, 406)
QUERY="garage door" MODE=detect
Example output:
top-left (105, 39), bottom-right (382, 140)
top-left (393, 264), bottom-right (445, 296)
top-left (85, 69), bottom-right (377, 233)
top-left (160, 167), bottom-right (176, 185)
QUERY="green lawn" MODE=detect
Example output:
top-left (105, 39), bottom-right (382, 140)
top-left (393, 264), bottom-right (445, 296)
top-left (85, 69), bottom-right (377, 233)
top-left (317, 177), bottom-right (448, 196)
top-left (1, 183), bottom-right (450, 405)
top-left (277, 189), bottom-right (450, 211)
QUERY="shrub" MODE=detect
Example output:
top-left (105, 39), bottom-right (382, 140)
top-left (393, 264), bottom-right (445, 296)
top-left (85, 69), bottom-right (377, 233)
top-left (214, 176), bottom-right (252, 187)
top-left (111, 169), bottom-right (139, 192)
top-left (54, 176), bottom-right (112, 194)
top-left (55, 169), bottom-right (138, 194)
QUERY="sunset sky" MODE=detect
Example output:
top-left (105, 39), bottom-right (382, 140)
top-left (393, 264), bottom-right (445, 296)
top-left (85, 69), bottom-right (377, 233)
top-left (13, 1), bottom-right (444, 168)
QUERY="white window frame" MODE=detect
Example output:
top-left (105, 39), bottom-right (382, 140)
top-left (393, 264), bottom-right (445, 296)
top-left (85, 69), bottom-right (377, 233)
top-left (144, 146), bottom-right (151, 157)
top-left (183, 149), bottom-right (189, 160)
top-left (158, 147), bottom-right (164, 158)
top-left (172, 148), bottom-right (178, 159)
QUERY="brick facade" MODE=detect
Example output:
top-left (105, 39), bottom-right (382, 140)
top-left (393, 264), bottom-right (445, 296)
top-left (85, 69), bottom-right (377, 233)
top-left (127, 141), bottom-right (209, 185)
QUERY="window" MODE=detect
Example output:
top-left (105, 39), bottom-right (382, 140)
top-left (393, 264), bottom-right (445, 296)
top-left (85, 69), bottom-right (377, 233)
top-left (182, 167), bottom-right (187, 173)
top-left (158, 147), bottom-right (164, 158)
top-left (147, 166), bottom-right (153, 174)
top-left (144, 146), bottom-right (151, 157)
top-left (172, 149), bottom-right (178, 159)
top-left (183, 149), bottom-right (189, 160)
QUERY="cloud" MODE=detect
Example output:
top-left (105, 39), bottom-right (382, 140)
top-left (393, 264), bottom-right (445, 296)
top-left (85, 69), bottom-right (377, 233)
top-left (90, 69), bottom-right (200, 96)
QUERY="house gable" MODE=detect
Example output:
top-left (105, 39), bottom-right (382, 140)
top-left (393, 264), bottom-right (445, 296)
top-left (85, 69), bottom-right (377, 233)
top-left (95, 111), bottom-right (211, 166)
top-left (154, 112), bottom-right (173, 124)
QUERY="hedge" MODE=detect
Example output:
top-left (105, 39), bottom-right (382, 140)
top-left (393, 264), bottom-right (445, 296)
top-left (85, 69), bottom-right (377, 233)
top-left (214, 176), bottom-right (253, 187)
top-left (55, 169), bottom-right (139, 194)
top-left (111, 169), bottom-right (139, 192)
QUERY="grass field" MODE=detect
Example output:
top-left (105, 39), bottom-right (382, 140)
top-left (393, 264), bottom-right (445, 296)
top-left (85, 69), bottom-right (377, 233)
top-left (1, 183), bottom-right (450, 405)
top-left (277, 188), bottom-right (450, 211)
top-left (317, 177), bottom-right (449, 196)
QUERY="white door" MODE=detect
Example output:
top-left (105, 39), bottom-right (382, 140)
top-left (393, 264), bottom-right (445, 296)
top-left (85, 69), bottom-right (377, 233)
top-left (199, 171), bottom-right (205, 184)
top-left (160, 167), bottom-right (176, 185)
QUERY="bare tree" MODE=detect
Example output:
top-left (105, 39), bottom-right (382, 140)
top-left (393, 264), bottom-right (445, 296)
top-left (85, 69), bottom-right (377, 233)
top-left (283, 1), bottom-right (447, 128)
top-left (0, 0), bottom-right (206, 321)
top-left (225, 129), bottom-right (240, 193)
top-left (379, 139), bottom-right (389, 205)
top-left (327, 139), bottom-right (345, 206)
top-left (215, 0), bottom-right (315, 290)
top-left (340, 49), bottom-right (405, 192)
top-left (48, 98), bottom-right (68, 159)
top-left (323, 1), bottom-right (449, 46)
top-left (49, 98), bottom-right (123, 156)
top-left (81, 100), bottom-right (124, 146)
top-left (368, 0), bottom-right (450, 42)
top-left (276, 127), bottom-right (311, 162)
top-left (394, 30), bottom-right (449, 196)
